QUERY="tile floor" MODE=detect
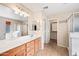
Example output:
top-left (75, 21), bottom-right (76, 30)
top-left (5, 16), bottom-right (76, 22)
top-left (36, 39), bottom-right (69, 56)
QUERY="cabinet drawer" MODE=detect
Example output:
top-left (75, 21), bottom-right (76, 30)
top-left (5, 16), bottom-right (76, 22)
top-left (15, 50), bottom-right (25, 56)
top-left (35, 39), bottom-right (39, 53)
top-left (26, 41), bottom-right (34, 52)
top-left (27, 41), bottom-right (34, 48)
top-left (15, 44), bottom-right (25, 50)
top-left (0, 52), bottom-right (14, 56)
top-left (14, 44), bottom-right (25, 53)
top-left (0, 44), bottom-right (25, 56)
top-left (0, 49), bottom-right (15, 56)
top-left (27, 48), bottom-right (34, 56)
top-left (14, 44), bottom-right (25, 56)
top-left (26, 45), bottom-right (34, 52)
top-left (39, 40), bottom-right (41, 49)
top-left (35, 42), bottom-right (39, 50)
top-left (35, 39), bottom-right (40, 46)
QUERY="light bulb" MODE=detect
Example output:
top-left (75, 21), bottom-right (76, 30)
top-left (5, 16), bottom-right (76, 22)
top-left (23, 12), bottom-right (29, 16)
top-left (20, 13), bottom-right (22, 16)
top-left (14, 11), bottom-right (19, 14)
top-left (19, 10), bottom-right (24, 16)
top-left (24, 14), bottom-right (27, 17)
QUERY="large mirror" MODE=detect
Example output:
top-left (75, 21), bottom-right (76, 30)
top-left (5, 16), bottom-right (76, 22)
top-left (0, 17), bottom-right (28, 40)
top-left (0, 4), bottom-right (28, 40)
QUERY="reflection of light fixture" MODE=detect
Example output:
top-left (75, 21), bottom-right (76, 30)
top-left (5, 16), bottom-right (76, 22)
top-left (24, 14), bottom-right (27, 17)
top-left (14, 11), bottom-right (19, 14)
top-left (24, 12), bottom-right (29, 16)
top-left (19, 11), bottom-right (23, 16)
top-left (13, 8), bottom-right (29, 17)
top-left (20, 13), bottom-right (23, 16)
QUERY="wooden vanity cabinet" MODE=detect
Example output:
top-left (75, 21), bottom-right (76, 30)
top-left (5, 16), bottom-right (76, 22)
top-left (15, 44), bottom-right (25, 56)
top-left (34, 38), bottom-right (41, 54)
top-left (25, 40), bottom-right (35, 56)
top-left (25, 38), bottom-right (41, 56)
top-left (0, 38), bottom-right (41, 56)
top-left (0, 50), bottom-right (15, 56)
top-left (0, 44), bottom-right (25, 56)
top-left (35, 39), bottom-right (40, 53)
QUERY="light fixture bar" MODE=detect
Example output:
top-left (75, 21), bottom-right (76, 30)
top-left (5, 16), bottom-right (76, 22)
top-left (13, 7), bottom-right (29, 17)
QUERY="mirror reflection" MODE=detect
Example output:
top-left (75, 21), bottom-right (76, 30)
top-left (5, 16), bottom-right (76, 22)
top-left (0, 17), bottom-right (28, 40)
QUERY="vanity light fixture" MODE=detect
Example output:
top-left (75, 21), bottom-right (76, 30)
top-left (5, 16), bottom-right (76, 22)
top-left (14, 7), bottom-right (29, 17)
top-left (14, 10), bottom-right (19, 14)
top-left (24, 12), bottom-right (29, 16)
top-left (24, 14), bottom-right (27, 17)
top-left (14, 8), bottom-right (20, 14)
top-left (19, 11), bottom-right (23, 16)
top-left (14, 10), bottom-right (28, 17)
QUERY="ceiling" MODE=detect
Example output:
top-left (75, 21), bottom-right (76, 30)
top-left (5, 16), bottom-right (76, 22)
top-left (22, 3), bottom-right (79, 18)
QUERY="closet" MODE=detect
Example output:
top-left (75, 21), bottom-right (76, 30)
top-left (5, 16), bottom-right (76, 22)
top-left (50, 19), bottom-right (57, 40)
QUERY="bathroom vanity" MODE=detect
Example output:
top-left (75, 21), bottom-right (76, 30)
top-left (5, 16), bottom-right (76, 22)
top-left (69, 32), bottom-right (79, 56)
top-left (68, 13), bottom-right (79, 56)
top-left (0, 34), bottom-right (41, 56)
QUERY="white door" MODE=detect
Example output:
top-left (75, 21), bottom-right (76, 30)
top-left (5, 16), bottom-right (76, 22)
top-left (57, 22), bottom-right (68, 47)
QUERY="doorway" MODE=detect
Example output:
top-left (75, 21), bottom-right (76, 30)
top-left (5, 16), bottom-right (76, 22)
top-left (50, 20), bottom-right (57, 43)
top-left (37, 20), bottom-right (69, 56)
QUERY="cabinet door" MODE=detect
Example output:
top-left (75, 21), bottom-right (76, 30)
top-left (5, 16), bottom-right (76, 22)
top-left (27, 48), bottom-right (34, 56)
top-left (27, 41), bottom-right (34, 48)
top-left (0, 44), bottom-right (25, 56)
top-left (39, 38), bottom-right (41, 50)
top-left (0, 52), bottom-right (14, 56)
top-left (0, 49), bottom-right (16, 56)
top-left (15, 44), bottom-right (25, 56)
top-left (26, 40), bottom-right (35, 56)
top-left (35, 39), bottom-right (39, 53)
top-left (15, 50), bottom-right (25, 56)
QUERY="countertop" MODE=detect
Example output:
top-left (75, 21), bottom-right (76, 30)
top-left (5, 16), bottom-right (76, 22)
top-left (0, 33), bottom-right (41, 54)
top-left (69, 32), bottom-right (79, 56)
top-left (70, 32), bottom-right (79, 38)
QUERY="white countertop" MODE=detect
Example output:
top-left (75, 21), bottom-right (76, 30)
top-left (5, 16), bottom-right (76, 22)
top-left (70, 32), bottom-right (79, 38)
top-left (69, 32), bottom-right (79, 56)
top-left (0, 34), bottom-right (41, 54)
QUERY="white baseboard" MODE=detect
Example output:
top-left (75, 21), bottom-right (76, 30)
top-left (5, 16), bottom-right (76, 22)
top-left (57, 43), bottom-right (68, 48)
